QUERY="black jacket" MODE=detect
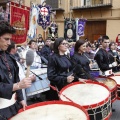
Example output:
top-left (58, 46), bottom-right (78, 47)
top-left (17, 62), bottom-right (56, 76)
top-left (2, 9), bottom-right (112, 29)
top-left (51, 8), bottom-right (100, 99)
top-left (47, 53), bottom-right (77, 90)
top-left (41, 45), bottom-right (51, 60)
top-left (71, 53), bottom-right (91, 79)
top-left (94, 48), bottom-right (111, 72)
top-left (0, 51), bottom-right (23, 101)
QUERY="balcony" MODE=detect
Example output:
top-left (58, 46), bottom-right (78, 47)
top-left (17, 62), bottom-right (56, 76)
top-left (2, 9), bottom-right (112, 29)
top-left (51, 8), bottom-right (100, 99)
top-left (72, 0), bottom-right (112, 10)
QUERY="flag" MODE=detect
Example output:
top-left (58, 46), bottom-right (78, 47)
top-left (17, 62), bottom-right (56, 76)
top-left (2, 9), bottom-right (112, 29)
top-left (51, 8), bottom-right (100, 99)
top-left (10, 2), bottom-right (30, 44)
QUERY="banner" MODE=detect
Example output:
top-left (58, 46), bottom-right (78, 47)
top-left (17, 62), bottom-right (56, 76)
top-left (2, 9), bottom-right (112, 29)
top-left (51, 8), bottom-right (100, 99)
top-left (10, 2), bottom-right (30, 44)
top-left (48, 21), bottom-right (58, 40)
top-left (77, 19), bottom-right (86, 37)
top-left (64, 18), bottom-right (76, 42)
top-left (28, 4), bottom-right (39, 39)
top-left (37, 3), bottom-right (51, 30)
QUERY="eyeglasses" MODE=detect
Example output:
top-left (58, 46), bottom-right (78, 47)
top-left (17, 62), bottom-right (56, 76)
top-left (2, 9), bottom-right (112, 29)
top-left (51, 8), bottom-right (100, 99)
top-left (60, 42), bottom-right (68, 46)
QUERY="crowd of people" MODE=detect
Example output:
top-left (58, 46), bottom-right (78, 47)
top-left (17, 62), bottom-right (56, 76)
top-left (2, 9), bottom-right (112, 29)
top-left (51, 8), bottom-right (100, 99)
top-left (1, 20), bottom-right (120, 119)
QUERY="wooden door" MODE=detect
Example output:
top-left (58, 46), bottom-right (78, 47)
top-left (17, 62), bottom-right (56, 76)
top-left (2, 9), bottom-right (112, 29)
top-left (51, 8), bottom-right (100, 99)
top-left (84, 21), bottom-right (106, 43)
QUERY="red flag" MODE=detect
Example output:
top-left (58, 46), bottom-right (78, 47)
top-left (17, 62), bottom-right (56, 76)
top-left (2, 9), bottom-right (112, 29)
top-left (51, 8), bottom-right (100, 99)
top-left (10, 2), bottom-right (30, 44)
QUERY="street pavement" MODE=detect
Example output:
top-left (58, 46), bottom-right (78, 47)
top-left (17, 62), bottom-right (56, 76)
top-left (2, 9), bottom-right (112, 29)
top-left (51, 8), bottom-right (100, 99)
top-left (110, 100), bottom-right (120, 120)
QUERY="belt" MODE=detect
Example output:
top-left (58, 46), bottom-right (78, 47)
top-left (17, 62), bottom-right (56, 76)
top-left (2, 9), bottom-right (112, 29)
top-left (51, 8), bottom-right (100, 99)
top-left (0, 93), bottom-right (16, 109)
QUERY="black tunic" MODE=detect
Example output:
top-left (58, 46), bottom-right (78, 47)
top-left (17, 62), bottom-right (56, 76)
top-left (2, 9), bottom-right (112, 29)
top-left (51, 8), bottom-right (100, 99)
top-left (47, 53), bottom-right (76, 91)
top-left (72, 53), bottom-right (91, 79)
top-left (41, 45), bottom-right (51, 60)
top-left (94, 48), bottom-right (111, 72)
top-left (108, 50), bottom-right (120, 72)
top-left (0, 51), bottom-right (23, 120)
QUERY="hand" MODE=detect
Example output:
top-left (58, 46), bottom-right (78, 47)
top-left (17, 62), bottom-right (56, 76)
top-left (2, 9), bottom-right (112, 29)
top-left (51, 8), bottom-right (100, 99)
top-left (109, 64), bottom-right (112, 68)
top-left (29, 75), bottom-right (36, 82)
top-left (20, 100), bottom-right (27, 111)
top-left (78, 78), bottom-right (86, 83)
top-left (19, 77), bottom-right (32, 89)
top-left (112, 62), bottom-right (117, 67)
top-left (67, 75), bottom-right (74, 83)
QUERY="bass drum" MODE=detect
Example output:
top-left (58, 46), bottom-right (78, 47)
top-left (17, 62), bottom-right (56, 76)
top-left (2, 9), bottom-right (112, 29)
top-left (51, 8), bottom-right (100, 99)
top-left (95, 77), bottom-right (117, 103)
top-left (60, 81), bottom-right (112, 120)
top-left (109, 75), bottom-right (120, 100)
top-left (10, 101), bottom-right (89, 120)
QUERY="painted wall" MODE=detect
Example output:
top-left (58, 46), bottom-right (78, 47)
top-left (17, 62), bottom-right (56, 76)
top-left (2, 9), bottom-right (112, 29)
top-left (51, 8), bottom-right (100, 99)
top-left (23, 0), bottom-right (120, 41)
top-left (106, 20), bottom-right (120, 41)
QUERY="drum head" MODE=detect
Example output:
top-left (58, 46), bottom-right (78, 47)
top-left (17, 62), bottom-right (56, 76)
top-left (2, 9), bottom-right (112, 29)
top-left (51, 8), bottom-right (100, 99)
top-left (110, 75), bottom-right (120, 85)
top-left (96, 77), bottom-right (117, 90)
top-left (60, 81), bottom-right (110, 108)
top-left (10, 101), bottom-right (89, 120)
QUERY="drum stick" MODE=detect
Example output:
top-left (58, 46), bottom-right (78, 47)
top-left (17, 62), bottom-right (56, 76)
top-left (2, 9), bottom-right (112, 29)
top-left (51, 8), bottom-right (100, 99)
top-left (26, 50), bottom-right (34, 77)
top-left (33, 74), bottom-right (74, 102)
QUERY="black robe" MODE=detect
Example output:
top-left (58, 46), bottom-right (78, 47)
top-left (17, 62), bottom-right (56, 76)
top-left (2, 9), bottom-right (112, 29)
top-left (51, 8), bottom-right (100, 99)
top-left (41, 45), bottom-right (51, 61)
top-left (94, 48), bottom-right (111, 72)
top-left (47, 53), bottom-right (77, 91)
top-left (71, 53), bottom-right (91, 79)
top-left (0, 51), bottom-right (23, 119)
top-left (108, 50), bottom-right (120, 72)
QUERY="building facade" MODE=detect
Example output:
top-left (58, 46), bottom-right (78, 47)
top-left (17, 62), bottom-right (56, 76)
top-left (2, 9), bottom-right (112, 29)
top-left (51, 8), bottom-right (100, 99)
top-left (0, 0), bottom-right (120, 42)
top-left (35, 0), bottom-right (120, 42)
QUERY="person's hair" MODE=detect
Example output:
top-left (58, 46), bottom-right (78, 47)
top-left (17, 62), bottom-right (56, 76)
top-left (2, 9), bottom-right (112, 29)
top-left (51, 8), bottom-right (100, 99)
top-left (0, 21), bottom-right (16, 36)
top-left (53, 37), bottom-right (65, 54)
top-left (86, 43), bottom-right (92, 48)
top-left (102, 35), bottom-right (109, 42)
top-left (45, 37), bottom-right (51, 41)
top-left (109, 42), bottom-right (115, 49)
top-left (74, 39), bottom-right (86, 53)
top-left (7, 41), bottom-right (16, 53)
top-left (28, 40), bottom-right (36, 45)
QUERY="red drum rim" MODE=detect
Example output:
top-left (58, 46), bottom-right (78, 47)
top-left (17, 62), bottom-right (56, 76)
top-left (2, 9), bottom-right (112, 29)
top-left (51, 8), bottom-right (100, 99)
top-left (109, 75), bottom-right (120, 86)
top-left (60, 81), bottom-right (111, 109)
top-left (10, 101), bottom-right (89, 120)
top-left (96, 76), bottom-right (117, 93)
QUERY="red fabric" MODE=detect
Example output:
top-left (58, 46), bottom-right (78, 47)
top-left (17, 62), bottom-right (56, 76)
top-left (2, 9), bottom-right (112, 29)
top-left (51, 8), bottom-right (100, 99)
top-left (10, 2), bottom-right (30, 44)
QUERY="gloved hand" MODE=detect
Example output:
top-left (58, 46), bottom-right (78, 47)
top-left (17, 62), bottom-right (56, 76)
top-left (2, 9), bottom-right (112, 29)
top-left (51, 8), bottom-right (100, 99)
top-left (109, 64), bottom-right (112, 68)
top-left (112, 62), bottom-right (117, 67)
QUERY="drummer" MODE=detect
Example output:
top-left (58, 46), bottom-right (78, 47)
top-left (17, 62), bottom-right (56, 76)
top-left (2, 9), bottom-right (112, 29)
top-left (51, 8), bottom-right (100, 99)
top-left (94, 36), bottom-right (112, 74)
top-left (108, 42), bottom-right (120, 72)
top-left (47, 37), bottom-right (78, 100)
top-left (71, 39), bottom-right (95, 80)
top-left (0, 21), bottom-right (33, 120)
top-left (94, 35), bottom-right (115, 112)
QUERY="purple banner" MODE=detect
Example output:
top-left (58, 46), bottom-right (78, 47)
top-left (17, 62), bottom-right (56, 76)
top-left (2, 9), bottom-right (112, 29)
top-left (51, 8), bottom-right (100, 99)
top-left (77, 19), bottom-right (86, 36)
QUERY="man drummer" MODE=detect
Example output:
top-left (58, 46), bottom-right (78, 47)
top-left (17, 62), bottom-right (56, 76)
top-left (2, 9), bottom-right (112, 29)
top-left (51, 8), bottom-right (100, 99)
top-left (0, 21), bottom-right (33, 119)
top-left (94, 35), bottom-right (115, 112)
top-left (94, 36), bottom-right (112, 73)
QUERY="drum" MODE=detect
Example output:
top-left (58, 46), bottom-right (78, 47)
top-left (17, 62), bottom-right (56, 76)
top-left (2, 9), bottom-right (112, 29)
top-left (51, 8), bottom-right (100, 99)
top-left (95, 77), bottom-right (117, 103)
top-left (10, 101), bottom-right (89, 120)
top-left (60, 81), bottom-right (112, 120)
top-left (25, 68), bottom-right (50, 97)
top-left (109, 75), bottom-right (120, 100)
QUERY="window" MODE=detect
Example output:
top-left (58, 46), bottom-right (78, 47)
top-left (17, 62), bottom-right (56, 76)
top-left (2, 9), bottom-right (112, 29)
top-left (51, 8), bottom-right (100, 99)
top-left (81, 0), bottom-right (91, 6)
top-left (46, 0), bottom-right (58, 8)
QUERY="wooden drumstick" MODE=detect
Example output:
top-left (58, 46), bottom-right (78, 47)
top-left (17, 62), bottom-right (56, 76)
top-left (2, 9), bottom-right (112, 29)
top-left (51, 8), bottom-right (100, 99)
top-left (26, 50), bottom-right (34, 77)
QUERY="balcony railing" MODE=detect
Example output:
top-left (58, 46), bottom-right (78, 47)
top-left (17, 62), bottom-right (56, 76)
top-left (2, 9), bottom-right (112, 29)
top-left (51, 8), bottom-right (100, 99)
top-left (72, 0), bottom-right (112, 10)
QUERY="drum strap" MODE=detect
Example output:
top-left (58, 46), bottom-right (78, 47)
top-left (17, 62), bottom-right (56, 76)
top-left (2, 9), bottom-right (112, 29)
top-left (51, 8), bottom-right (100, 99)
top-left (65, 55), bottom-right (97, 81)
